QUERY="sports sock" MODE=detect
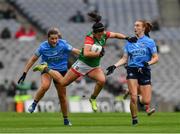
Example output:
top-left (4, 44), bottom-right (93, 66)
top-left (145, 104), bottom-right (150, 112)
top-left (32, 100), bottom-right (38, 106)
top-left (90, 95), bottom-right (96, 99)
top-left (132, 116), bottom-right (138, 125)
top-left (132, 116), bottom-right (138, 120)
top-left (63, 116), bottom-right (68, 119)
top-left (42, 67), bottom-right (50, 73)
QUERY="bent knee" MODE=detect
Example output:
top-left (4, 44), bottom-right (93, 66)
top-left (97, 78), bottom-right (106, 86)
top-left (61, 81), bottom-right (68, 87)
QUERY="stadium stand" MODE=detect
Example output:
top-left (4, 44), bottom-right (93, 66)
top-left (0, 19), bottom-right (20, 36)
top-left (0, 0), bottom-right (180, 111)
top-left (0, 39), bottom-right (39, 82)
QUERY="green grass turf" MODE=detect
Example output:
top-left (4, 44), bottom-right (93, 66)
top-left (0, 112), bottom-right (179, 133)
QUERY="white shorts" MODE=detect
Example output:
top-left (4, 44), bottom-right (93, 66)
top-left (71, 60), bottom-right (100, 76)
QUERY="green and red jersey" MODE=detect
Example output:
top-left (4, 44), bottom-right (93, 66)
top-left (78, 31), bottom-right (110, 67)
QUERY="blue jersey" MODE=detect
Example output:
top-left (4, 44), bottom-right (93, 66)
top-left (124, 35), bottom-right (157, 68)
top-left (35, 39), bottom-right (73, 71)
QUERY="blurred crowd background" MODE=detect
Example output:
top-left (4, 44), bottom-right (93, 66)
top-left (0, 0), bottom-right (180, 113)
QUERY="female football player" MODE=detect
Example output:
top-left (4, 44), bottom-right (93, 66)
top-left (106, 20), bottom-right (159, 125)
top-left (18, 27), bottom-right (80, 126)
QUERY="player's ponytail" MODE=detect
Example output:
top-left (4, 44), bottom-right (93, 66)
top-left (88, 12), bottom-right (105, 33)
top-left (138, 20), bottom-right (152, 37)
top-left (144, 21), bottom-right (152, 37)
top-left (88, 12), bottom-right (102, 23)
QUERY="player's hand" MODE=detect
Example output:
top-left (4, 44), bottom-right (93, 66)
top-left (125, 36), bottom-right (138, 43)
top-left (99, 47), bottom-right (105, 57)
top-left (143, 61), bottom-right (149, 68)
top-left (106, 65), bottom-right (116, 75)
top-left (17, 72), bottom-right (27, 84)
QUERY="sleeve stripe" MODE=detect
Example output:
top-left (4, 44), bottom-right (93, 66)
top-left (84, 36), bottom-right (94, 45)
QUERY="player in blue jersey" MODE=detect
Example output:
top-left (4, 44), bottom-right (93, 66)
top-left (106, 20), bottom-right (159, 125)
top-left (17, 27), bottom-right (80, 126)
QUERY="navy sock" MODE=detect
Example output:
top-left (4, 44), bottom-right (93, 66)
top-left (32, 100), bottom-right (38, 106)
top-left (63, 116), bottom-right (68, 119)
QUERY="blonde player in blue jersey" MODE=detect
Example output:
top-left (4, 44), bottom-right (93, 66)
top-left (18, 27), bottom-right (80, 126)
top-left (106, 20), bottom-right (159, 125)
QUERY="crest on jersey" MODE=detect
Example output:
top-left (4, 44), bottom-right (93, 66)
top-left (75, 66), bottom-right (79, 70)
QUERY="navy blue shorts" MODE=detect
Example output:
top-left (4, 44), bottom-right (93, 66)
top-left (58, 71), bottom-right (67, 77)
top-left (126, 67), bottom-right (151, 85)
top-left (53, 70), bottom-right (67, 84)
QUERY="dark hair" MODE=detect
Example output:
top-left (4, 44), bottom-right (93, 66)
top-left (47, 27), bottom-right (62, 38)
top-left (138, 20), bottom-right (152, 37)
top-left (88, 12), bottom-right (104, 33)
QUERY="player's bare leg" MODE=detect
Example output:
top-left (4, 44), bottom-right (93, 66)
top-left (139, 85), bottom-right (155, 116)
top-left (54, 82), bottom-right (72, 126)
top-left (88, 68), bottom-right (106, 112)
top-left (128, 79), bottom-right (139, 125)
top-left (28, 73), bottom-right (51, 113)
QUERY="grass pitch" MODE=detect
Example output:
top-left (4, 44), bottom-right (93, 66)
top-left (0, 112), bottom-right (179, 133)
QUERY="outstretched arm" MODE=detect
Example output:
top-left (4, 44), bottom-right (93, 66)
top-left (114, 54), bottom-right (128, 67)
top-left (109, 32), bottom-right (127, 39)
top-left (71, 48), bottom-right (81, 55)
top-left (108, 32), bottom-right (138, 43)
top-left (106, 54), bottom-right (128, 75)
top-left (18, 54), bottom-right (38, 84)
top-left (23, 55), bottom-right (39, 73)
